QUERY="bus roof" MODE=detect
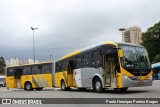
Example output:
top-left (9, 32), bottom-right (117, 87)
top-left (59, 41), bottom-right (116, 60)
top-left (117, 42), bottom-right (144, 47)
top-left (152, 62), bottom-right (160, 68)
top-left (59, 41), bottom-right (144, 61)
top-left (6, 61), bottom-right (52, 68)
top-left (0, 75), bottom-right (5, 78)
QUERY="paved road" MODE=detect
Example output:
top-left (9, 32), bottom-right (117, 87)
top-left (0, 80), bottom-right (160, 107)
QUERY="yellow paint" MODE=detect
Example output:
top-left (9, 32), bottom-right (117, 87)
top-left (60, 50), bottom-right (81, 60)
top-left (119, 49), bottom-right (123, 57)
top-left (6, 76), bottom-right (16, 88)
top-left (6, 74), bottom-right (52, 89)
top-left (55, 71), bottom-right (76, 88)
top-left (103, 41), bottom-right (119, 48)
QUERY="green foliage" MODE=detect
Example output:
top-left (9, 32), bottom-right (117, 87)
top-left (141, 21), bottom-right (160, 63)
top-left (0, 56), bottom-right (6, 74)
top-left (154, 54), bottom-right (160, 63)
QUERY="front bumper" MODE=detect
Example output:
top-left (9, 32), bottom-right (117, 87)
top-left (122, 76), bottom-right (152, 87)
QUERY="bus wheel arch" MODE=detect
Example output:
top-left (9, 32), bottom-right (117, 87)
top-left (24, 81), bottom-right (33, 91)
top-left (92, 76), bottom-right (104, 93)
top-left (61, 79), bottom-right (67, 91)
top-left (61, 79), bottom-right (70, 91)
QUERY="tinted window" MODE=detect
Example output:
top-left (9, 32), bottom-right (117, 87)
top-left (32, 66), bottom-right (40, 74)
top-left (41, 64), bottom-right (50, 74)
top-left (23, 67), bottom-right (31, 75)
top-left (91, 50), bottom-right (101, 67)
top-left (93, 50), bottom-right (100, 58)
top-left (61, 61), bottom-right (67, 71)
top-left (7, 68), bottom-right (14, 76)
top-left (56, 62), bottom-right (61, 72)
top-left (76, 55), bottom-right (81, 68)
top-left (83, 52), bottom-right (92, 67)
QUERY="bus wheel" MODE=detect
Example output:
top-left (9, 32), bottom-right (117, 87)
top-left (61, 80), bottom-right (67, 91)
top-left (93, 78), bottom-right (104, 93)
top-left (24, 82), bottom-right (33, 91)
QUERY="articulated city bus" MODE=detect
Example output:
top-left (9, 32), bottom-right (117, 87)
top-left (5, 61), bottom-right (53, 91)
top-left (54, 41), bottom-right (153, 92)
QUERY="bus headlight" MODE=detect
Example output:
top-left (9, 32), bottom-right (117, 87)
top-left (122, 74), bottom-right (128, 79)
top-left (150, 76), bottom-right (152, 80)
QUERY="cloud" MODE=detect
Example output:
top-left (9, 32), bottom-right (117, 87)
top-left (0, 0), bottom-right (160, 61)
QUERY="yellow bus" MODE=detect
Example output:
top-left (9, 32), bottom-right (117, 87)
top-left (54, 41), bottom-right (153, 92)
top-left (5, 61), bottom-right (53, 91)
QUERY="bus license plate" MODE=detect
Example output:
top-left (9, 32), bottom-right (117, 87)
top-left (138, 82), bottom-right (144, 85)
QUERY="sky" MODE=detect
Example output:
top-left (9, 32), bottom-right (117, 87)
top-left (0, 0), bottom-right (160, 61)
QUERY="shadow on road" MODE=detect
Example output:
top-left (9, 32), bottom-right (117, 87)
top-left (7, 88), bottom-right (151, 95)
top-left (53, 88), bottom-right (150, 94)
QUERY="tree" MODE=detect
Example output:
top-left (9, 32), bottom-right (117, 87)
top-left (141, 21), bottom-right (160, 63)
top-left (154, 54), bottom-right (160, 63)
top-left (0, 56), bottom-right (6, 75)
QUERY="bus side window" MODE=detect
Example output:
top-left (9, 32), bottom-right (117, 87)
top-left (23, 67), bottom-right (31, 75)
top-left (92, 50), bottom-right (101, 67)
top-left (41, 64), bottom-right (50, 74)
top-left (56, 62), bottom-right (62, 72)
top-left (84, 53), bottom-right (91, 67)
top-left (76, 55), bottom-right (81, 68)
top-left (81, 55), bottom-right (84, 68)
top-left (61, 61), bottom-right (67, 71)
top-left (32, 66), bottom-right (40, 74)
top-left (7, 68), bottom-right (14, 76)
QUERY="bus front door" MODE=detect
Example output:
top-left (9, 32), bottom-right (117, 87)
top-left (67, 61), bottom-right (74, 87)
top-left (103, 54), bottom-right (116, 87)
top-left (14, 69), bottom-right (22, 88)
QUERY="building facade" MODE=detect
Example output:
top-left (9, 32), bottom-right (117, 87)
top-left (5, 58), bottom-right (39, 66)
top-left (122, 26), bottom-right (142, 44)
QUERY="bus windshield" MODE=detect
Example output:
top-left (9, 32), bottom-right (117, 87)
top-left (120, 46), bottom-right (151, 69)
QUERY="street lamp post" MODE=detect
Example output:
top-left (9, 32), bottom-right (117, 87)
top-left (31, 27), bottom-right (38, 63)
top-left (49, 54), bottom-right (53, 61)
top-left (119, 28), bottom-right (125, 42)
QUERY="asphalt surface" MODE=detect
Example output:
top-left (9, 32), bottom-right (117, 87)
top-left (0, 80), bottom-right (160, 107)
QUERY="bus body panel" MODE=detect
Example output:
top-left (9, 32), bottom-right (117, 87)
top-left (6, 76), bottom-right (15, 88)
top-left (120, 67), bottom-right (153, 87)
top-left (122, 76), bottom-right (152, 87)
top-left (76, 67), bottom-right (102, 88)
top-left (5, 62), bottom-right (53, 90)
top-left (55, 71), bottom-right (68, 88)
top-left (20, 74), bottom-right (52, 89)
top-left (55, 42), bottom-right (152, 90)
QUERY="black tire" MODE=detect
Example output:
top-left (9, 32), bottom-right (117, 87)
top-left (93, 78), bottom-right (104, 93)
top-left (24, 82), bottom-right (33, 91)
top-left (61, 80), bottom-right (67, 91)
top-left (35, 88), bottom-right (43, 90)
top-left (78, 88), bottom-right (87, 91)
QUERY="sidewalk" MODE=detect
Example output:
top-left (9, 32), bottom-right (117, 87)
top-left (0, 87), bottom-right (11, 91)
top-left (152, 80), bottom-right (160, 85)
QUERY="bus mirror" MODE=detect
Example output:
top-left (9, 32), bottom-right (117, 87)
top-left (119, 49), bottom-right (123, 57)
